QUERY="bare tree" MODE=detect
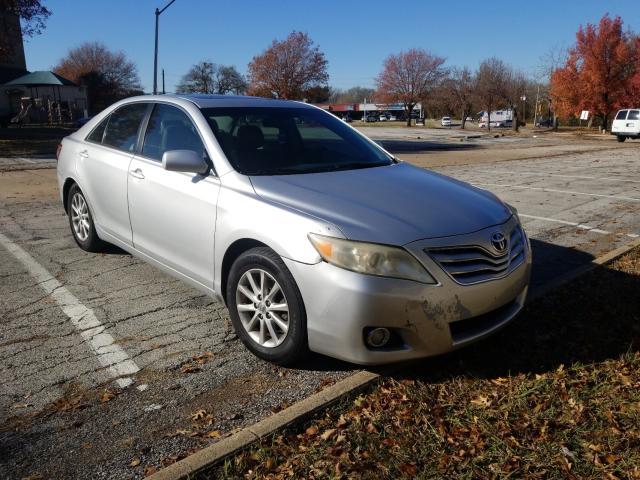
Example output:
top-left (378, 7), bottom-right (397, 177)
top-left (177, 62), bottom-right (247, 95)
top-left (330, 86), bottom-right (375, 104)
top-left (443, 67), bottom-right (475, 129)
top-left (247, 31), bottom-right (329, 99)
top-left (474, 58), bottom-right (510, 131)
top-left (214, 65), bottom-right (247, 95)
top-left (176, 61), bottom-right (216, 93)
top-left (376, 48), bottom-right (446, 126)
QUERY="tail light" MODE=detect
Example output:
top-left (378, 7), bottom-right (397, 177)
top-left (56, 143), bottom-right (62, 161)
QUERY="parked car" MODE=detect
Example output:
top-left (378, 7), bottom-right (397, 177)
top-left (387, 114), bottom-right (397, 121)
top-left (379, 114), bottom-right (388, 121)
top-left (441, 116), bottom-right (452, 127)
top-left (611, 108), bottom-right (640, 142)
top-left (57, 94), bottom-right (531, 365)
top-left (364, 113), bottom-right (378, 122)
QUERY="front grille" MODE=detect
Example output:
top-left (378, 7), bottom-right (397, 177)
top-left (426, 225), bottom-right (526, 285)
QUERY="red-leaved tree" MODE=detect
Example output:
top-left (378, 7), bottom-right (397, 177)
top-left (247, 31), bottom-right (328, 100)
top-left (550, 14), bottom-right (640, 129)
top-left (376, 48), bottom-right (446, 126)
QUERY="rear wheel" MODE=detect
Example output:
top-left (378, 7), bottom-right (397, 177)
top-left (67, 184), bottom-right (105, 252)
top-left (617, 135), bottom-right (626, 142)
top-left (227, 247), bottom-right (307, 365)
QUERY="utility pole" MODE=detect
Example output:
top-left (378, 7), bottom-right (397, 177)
top-left (153, 0), bottom-right (177, 95)
top-left (162, 69), bottom-right (165, 94)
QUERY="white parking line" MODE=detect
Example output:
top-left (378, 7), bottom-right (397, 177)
top-left (473, 182), bottom-right (640, 202)
top-left (519, 214), bottom-right (639, 239)
top-left (0, 232), bottom-right (140, 388)
top-left (476, 169), bottom-right (640, 184)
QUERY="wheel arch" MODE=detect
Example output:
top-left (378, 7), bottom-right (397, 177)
top-left (220, 238), bottom-right (270, 306)
top-left (62, 178), bottom-right (77, 214)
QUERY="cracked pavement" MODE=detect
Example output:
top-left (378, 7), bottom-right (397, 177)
top-left (0, 133), bottom-right (639, 479)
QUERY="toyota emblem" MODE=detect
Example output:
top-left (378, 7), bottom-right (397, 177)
top-left (491, 232), bottom-right (507, 252)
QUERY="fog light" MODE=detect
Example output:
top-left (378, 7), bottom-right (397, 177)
top-left (366, 327), bottom-right (391, 348)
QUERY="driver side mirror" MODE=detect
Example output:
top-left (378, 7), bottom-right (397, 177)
top-left (162, 150), bottom-right (209, 175)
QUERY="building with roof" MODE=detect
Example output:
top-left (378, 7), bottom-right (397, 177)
top-left (2, 70), bottom-right (88, 125)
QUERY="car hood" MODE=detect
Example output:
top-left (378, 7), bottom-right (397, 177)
top-left (249, 163), bottom-right (511, 245)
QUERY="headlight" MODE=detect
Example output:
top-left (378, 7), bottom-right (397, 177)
top-left (505, 202), bottom-right (520, 223)
top-left (308, 233), bottom-right (436, 284)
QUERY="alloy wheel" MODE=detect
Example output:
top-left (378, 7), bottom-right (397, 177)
top-left (235, 268), bottom-right (290, 348)
top-left (70, 192), bottom-right (90, 242)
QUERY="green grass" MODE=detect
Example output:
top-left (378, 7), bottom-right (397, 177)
top-left (199, 248), bottom-right (640, 479)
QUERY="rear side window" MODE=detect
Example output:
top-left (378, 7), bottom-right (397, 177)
top-left (628, 110), bottom-right (639, 120)
top-left (615, 110), bottom-right (628, 120)
top-left (142, 104), bottom-right (206, 161)
top-left (86, 117), bottom-right (108, 143)
top-left (102, 103), bottom-right (148, 152)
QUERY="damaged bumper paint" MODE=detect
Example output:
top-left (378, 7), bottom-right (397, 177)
top-left (283, 216), bottom-right (532, 365)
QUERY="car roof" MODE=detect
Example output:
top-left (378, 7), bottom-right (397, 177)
top-left (162, 93), bottom-right (314, 109)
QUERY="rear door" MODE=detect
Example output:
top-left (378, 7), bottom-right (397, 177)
top-left (78, 102), bottom-right (149, 245)
top-left (127, 103), bottom-right (219, 289)
top-left (612, 110), bottom-right (628, 133)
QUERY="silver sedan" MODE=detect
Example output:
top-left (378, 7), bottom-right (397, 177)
top-left (57, 94), bottom-right (531, 365)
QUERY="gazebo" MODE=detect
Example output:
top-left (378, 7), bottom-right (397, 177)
top-left (2, 71), bottom-right (88, 124)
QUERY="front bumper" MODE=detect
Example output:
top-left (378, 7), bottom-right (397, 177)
top-left (283, 217), bottom-right (532, 365)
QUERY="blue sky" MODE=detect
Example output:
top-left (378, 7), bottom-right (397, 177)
top-left (23, 0), bottom-right (640, 93)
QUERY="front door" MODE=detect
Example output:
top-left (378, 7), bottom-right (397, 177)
top-left (127, 103), bottom-right (219, 289)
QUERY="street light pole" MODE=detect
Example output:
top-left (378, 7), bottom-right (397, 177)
top-left (153, 0), bottom-right (177, 95)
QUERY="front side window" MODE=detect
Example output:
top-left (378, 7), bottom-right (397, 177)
top-left (616, 110), bottom-right (628, 120)
top-left (142, 104), bottom-right (206, 161)
top-left (102, 103), bottom-right (148, 152)
top-left (628, 110), bottom-right (639, 120)
top-left (200, 107), bottom-right (393, 175)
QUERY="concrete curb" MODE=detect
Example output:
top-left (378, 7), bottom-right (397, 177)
top-left (147, 238), bottom-right (640, 480)
top-left (146, 370), bottom-right (380, 480)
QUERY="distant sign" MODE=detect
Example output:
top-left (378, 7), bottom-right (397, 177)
top-left (580, 110), bottom-right (590, 120)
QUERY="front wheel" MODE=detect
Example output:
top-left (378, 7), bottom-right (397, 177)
top-left (227, 247), bottom-right (307, 365)
top-left (617, 135), bottom-right (626, 142)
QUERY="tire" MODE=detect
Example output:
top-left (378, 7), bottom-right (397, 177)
top-left (617, 135), bottom-right (626, 142)
top-left (227, 246), bottom-right (308, 365)
top-left (67, 184), bottom-right (105, 252)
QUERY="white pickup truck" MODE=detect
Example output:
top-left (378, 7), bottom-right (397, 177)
top-left (611, 108), bottom-right (640, 142)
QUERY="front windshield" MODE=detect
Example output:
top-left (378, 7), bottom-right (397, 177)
top-left (200, 107), bottom-right (393, 175)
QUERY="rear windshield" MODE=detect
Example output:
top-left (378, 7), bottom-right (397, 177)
top-left (616, 110), bottom-right (628, 120)
top-left (200, 107), bottom-right (392, 175)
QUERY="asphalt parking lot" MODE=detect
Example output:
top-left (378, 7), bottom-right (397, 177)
top-left (1, 129), bottom-right (639, 479)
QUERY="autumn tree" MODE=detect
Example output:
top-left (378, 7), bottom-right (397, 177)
top-left (474, 58), bottom-right (510, 131)
top-left (550, 14), bottom-right (640, 129)
top-left (0, 0), bottom-right (51, 61)
top-left (53, 42), bottom-right (141, 113)
top-left (376, 48), bottom-right (446, 126)
top-left (247, 31), bottom-right (329, 100)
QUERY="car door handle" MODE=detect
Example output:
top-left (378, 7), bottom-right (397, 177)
top-left (79, 150), bottom-right (89, 159)
top-left (129, 168), bottom-right (145, 179)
